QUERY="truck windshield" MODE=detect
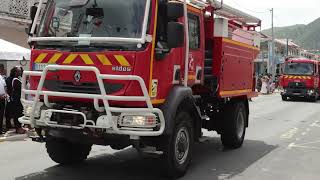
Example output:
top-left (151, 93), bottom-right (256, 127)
top-left (284, 63), bottom-right (314, 76)
top-left (37, 0), bottom-right (147, 47)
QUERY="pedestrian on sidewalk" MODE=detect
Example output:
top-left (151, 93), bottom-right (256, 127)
top-left (0, 64), bottom-right (8, 134)
top-left (11, 66), bottom-right (26, 134)
top-left (261, 75), bottom-right (268, 95)
top-left (256, 75), bottom-right (262, 92)
top-left (4, 67), bottom-right (17, 131)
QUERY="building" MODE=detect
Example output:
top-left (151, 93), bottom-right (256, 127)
top-left (255, 33), bottom-right (319, 76)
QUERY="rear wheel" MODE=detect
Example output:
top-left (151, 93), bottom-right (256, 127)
top-left (220, 101), bottom-right (247, 149)
top-left (162, 111), bottom-right (194, 178)
top-left (46, 136), bottom-right (92, 164)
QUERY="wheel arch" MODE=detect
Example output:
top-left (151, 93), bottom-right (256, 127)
top-left (160, 86), bottom-right (201, 138)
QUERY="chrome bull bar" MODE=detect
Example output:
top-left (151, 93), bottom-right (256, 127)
top-left (19, 65), bottom-right (165, 137)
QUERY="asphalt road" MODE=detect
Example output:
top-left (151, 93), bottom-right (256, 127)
top-left (1, 93), bottom-right (320, 180)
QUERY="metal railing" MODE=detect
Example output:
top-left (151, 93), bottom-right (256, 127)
top-left (19, 65), bottom-right (165, 136)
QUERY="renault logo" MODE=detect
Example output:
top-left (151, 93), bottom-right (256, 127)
top-left (74, 71), bottom-right (81, 83)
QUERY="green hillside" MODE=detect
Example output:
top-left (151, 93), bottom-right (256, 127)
top-left (262, 18), bottom-right (320, 50)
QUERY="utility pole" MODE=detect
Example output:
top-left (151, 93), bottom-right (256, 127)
top-left (271, 8), bottom-right (275, 80)
top-left (286, 38), bottom-right (289, 56)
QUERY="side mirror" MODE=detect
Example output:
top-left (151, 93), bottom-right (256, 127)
top-left (167, 22), bottom-right (184, 49)
top-left (167, 2), bottom-right (184, 20)
top-left (30, 6), bottom-right (38, 21)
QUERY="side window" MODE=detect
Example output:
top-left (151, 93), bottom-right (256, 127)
top-left (188, 13), bottom-right (200, 49)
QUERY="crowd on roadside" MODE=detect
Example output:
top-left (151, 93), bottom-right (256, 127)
top-left (0, 64), bottom-right (27, 135)
top-left (256, 74), bottom-right (279, 95)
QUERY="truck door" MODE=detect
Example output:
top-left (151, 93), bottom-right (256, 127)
top-left (187, 12), bottom-right (204, 86)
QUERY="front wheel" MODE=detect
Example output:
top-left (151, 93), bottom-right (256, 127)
top-left (220, 101), bottom-right (247, 149)
top-left (162, 111), bottom-right (194, 178)
top-left (46, 136), bottom-right (92, 165)
top-left (282, 95), bottom-right (288, 101)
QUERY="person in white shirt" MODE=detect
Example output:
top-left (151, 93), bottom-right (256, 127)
top-left (0, 64), bottom-right (7, 134)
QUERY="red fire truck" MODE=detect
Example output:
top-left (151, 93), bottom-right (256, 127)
top-left (280, 57), bottom-right (320, 102)
top-left (20, 0), bottom-right (260, 177)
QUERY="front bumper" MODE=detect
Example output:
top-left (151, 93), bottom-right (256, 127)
top-left (19, 107), bottom-right (165, 137)
top-left (281, 88), bottom-right (316, 97)
top-left (19, 65), bottom-right (165, 137)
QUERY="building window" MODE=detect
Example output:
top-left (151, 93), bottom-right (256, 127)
top-left (188, 13), bottom-right (200, 49)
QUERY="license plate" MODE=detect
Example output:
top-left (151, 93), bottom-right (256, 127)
top-left (34, 63), bottom-right (49, 71)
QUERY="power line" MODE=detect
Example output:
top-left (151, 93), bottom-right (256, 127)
top-left (226, 0), bottom-right (269, 14)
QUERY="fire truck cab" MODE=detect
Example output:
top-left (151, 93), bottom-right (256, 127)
top-left (20, 0), bottom-right (260, 177)
top-left (280, 57), bottom-right (320, 102)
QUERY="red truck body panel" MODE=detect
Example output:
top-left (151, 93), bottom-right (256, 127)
top-left (212, 38), bottom-right (259, 98)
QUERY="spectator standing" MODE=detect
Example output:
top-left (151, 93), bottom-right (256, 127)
top-left (11, 67), bottom-right (26, 134)
top-left (4, 67), bottom-right (17, 131)
top-left (256, 75), bottom-right (262, 92)
top-left (0, 64), bottom-right (7, 134)
top-left (261, 76), bottom-right (269, 95)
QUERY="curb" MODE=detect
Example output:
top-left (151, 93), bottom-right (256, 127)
top-left (0, 134), bottom-right (28, 143)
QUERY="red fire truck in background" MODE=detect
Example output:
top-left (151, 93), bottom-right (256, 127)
top-left (20, 0), bottom-right (260, 177)
top-left (280, 57), bottom-right (320, 102)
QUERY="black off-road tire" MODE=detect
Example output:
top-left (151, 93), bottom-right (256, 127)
top-left (220, 101), bottom-right (247, 149)
top-left (162, 111), bottom-right (194, 178)
top-left (46, 136), bottom-right (92, 165)
top-left (282, 95), bottom-right (288, 101)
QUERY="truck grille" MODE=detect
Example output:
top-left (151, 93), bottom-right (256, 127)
top-left (288, 82), bottom-right (306, 89)
top-left (43, 80), bottom-right (123, 94)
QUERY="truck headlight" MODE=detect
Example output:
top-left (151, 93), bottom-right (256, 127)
top-left (119, 114), bottom-right (158, 128)
top-left (307, 89), bottom-right (315, 95)
top-left (23, 102), bottom-right (43, 118)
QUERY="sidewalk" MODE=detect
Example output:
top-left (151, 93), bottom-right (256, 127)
top-left (0, 130), bottom-right (36, 143)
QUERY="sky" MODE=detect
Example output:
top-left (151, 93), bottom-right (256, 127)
top-left (222, 0), bottom-right (320, 30)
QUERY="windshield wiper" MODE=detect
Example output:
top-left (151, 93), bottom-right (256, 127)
top-left (73, 44), bottom-right (130, 51)
top-left (37, 42), bottom-right (132, 51)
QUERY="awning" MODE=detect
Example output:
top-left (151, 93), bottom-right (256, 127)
top-left (0, 39), bottom-right (30, 61)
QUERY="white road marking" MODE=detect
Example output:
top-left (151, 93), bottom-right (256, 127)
top-left (288, 143), bottom-right (320, 150)
top-left (310, 122), bottom-right (320, 128)
top-left (296, 140), bottom-right (320, 146)
top-left (280, 128), bottom-right (299, 139)
top-left (296, 138), bottom-right (301, 141)
top-left (301, 132), bottom-right (307, 136)
top-left (306, 128), bottom-right (311, 132)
